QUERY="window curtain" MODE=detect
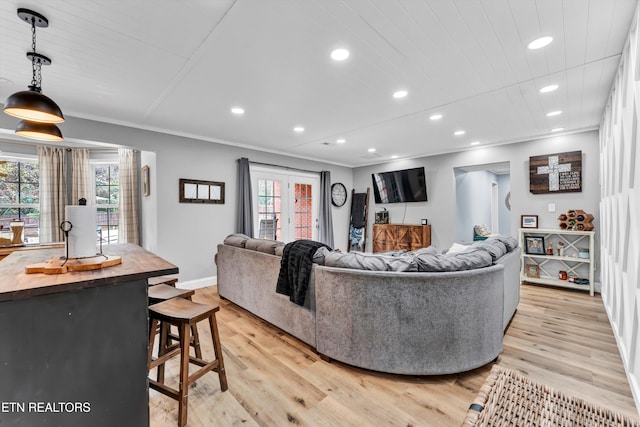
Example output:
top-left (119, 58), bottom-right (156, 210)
top-left (38, 146), bottom-right (66, 243)
top-left (318, 171), bottom-right (334, 247)
top-left (236, 157), bottom-right (254, 236)
top-left (70, 148), bottom-right (91, 205)
top-left (118, 148), bottom-right (139, 244)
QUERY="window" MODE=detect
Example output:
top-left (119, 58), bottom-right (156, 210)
top-left (251, 167), bottom-right (318, 242)
top-left (94, 163), bottom-right (119, 244)
top-left (0, 158), bottom-right (40, 244)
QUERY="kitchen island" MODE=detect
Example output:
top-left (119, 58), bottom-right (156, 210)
top-left (0, 243), bottom-right (178, 427)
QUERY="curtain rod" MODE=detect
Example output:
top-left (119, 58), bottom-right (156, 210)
top-left (248, 160), bottom-right (321, 175)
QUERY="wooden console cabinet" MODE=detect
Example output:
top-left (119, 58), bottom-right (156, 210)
top-left (372, 224), bottom-right (431, 253)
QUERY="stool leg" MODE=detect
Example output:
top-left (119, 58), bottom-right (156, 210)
top-left (177, 323), bottom-right (191, 427)
top-left (157, 321), bottom-right (169, 383)
top-left (190, 324), bottom-right (203, 359)
top-left (148, 318), bottom-right (159, 372)
top-left (208, 313), bottom-right (228, 391)
top-left (185, 296), bottom-right (202, 359)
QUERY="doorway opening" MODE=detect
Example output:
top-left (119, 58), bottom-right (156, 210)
top-left (454, 162), bottom-right (510, 242)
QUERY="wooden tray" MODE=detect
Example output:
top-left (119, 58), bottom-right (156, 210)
top-left (25, 255), bottom-right (122, 275)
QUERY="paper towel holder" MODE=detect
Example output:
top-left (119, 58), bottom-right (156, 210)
top-left (58, 199), bottom-right (106, 266)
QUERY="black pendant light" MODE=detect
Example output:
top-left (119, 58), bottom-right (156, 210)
top-left (3, 9), bottom-right (64, 140)
top-left (15, 120), bottom-right (63, 141)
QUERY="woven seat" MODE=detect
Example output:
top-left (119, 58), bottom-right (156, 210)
top-left (148, 298), bottom-right (228, 427)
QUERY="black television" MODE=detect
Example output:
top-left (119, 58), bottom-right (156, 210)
top-left (371, 167), bottom-right (428, 203)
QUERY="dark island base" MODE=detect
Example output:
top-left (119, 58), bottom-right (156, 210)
top-left (0, 279), bottom-right (148, 426)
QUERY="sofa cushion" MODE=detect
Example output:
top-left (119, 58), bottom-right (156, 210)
top-left (415, 248), bottom-right (492, 272)
top-left (470, 240), bottom-right (507, 262)
top-left (224, 233), bottom-right (250, 248)
top-left (488, 235), bottom-right (519, 252)
top-left (411, 246), bottom-right (439, 256)
top-left (244, 238), bottom-right (283, 255)
top-left (324, 251), bottom-right (418, 272)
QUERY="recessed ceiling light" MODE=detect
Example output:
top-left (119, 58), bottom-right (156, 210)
top-left (393, 90), bottom-right (408, 99)
top-left (331, 48), bottom-right (350, 61)
top-left (546, 110), bottom-right (562, 117)
top-left (470, 141), bottom-right (480, 146)
top-left (540, 84), bottom-right (558, 93)
top-left (429, 114), bottom-right (443, 121)
top-left (294, 126), bottom-right (305, 133)
top-left (231, 107), bottom-right (245, 115)
top-left (454, 130), bottom-right (466, 136)
top-left (368, 148), bottom-right (376, 153)
top-left (551, 127), bottom-right (564, 132)
top-left (336, 138), bottom-right (346, 144)
top-left (391, 155), bottom-right (398, 159)
top-left (528, 36), bottom-right (553, 50)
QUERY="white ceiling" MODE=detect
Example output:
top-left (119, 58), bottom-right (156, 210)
top-left (0, 0), bottom-right (637, 167)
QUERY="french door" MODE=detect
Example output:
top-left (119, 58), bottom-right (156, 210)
top-left (250, 166), bottom-right (319, 243)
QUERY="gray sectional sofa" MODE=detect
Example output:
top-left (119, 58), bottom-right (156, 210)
top-left (215, 234), bottom-right (521, 375)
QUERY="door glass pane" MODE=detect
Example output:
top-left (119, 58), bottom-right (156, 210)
top-left (257, 179), bottom-right (281, 240)
top-left (294, 183), bottom-right (312, 240)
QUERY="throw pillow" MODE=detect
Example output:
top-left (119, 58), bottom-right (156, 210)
top-left (447, 242), bottom-right (470, 254)
top-left (224, 233), bottom-right (250, 248)
top-left (245, 238), bottom-right (282, 255)
top-left (474, 224), bottom-right (492, 237)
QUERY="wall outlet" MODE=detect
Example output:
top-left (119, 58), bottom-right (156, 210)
top-left (548, 203), bottom-right (556, 212)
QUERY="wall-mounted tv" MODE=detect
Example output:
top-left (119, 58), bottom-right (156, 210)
top-left (371, 167), bottom-right (428, 204)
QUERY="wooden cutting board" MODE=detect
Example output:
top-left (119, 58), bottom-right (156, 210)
top-left (25, 255), bottom-right (122, 275)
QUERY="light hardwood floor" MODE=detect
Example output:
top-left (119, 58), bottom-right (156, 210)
top-left (149, 283), bottom-right (639, 426)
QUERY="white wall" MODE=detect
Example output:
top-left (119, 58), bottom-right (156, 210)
top-left (139, 150), bottom-right (157, 253)
top-left (600, 3), bottom-right (640, 411)
top-left (353, 131), bottom-right (601, 265)
top-left (0, 115), bottom-right (353, 283)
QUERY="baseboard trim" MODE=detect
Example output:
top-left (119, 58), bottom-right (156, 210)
top-left (176, 276), bottom-right (216, 290)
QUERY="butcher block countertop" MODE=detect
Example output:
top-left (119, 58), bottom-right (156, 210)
top-left (0, 243), bottom-right (178, 302)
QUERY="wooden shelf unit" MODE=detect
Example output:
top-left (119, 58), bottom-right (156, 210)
top-left (519, 228), bottom-right (595, 296)
top-left (372, 224), bottom-right (431, 253)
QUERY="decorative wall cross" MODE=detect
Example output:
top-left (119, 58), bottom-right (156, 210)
top-left (529, 151), bottom-right (582, 194)
top-left (537, 155), bottom-right (571, 191)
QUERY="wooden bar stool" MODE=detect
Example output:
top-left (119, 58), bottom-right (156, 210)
top-left (148, 298), bottom-right (228, 427)
top-left (148, 284), bottom-right (202, 380)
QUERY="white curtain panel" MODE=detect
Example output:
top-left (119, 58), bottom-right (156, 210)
top-left (70, 148), bottom-right (91, 205)
top-left (38, 146), bottom-right (66, 243)
top-left (118, 148), bottom-right (139, 244)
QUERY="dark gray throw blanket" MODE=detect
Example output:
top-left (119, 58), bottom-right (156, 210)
top-left (276, 240), bottom-right (331, 306)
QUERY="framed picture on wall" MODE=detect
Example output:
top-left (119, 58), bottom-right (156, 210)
top-left (521, 215), bottom-right (538, 229)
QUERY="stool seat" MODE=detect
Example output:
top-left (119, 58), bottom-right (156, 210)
top-left (148, 284), bottom-right (194, 304)
top-left (148, 276), bottom-right (179, 286)
top-left (149, 298), bottom-right (219, 323)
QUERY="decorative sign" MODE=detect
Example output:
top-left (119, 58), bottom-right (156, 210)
top-left (529, 151), bottom-right (582, 194)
